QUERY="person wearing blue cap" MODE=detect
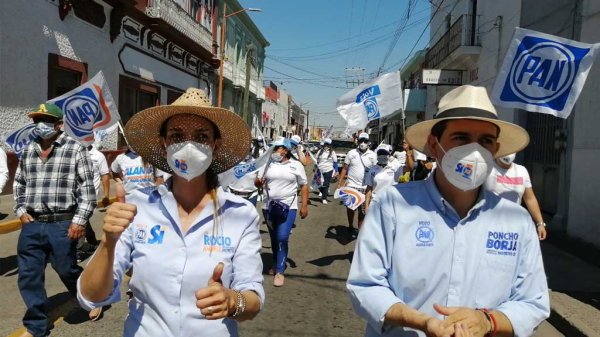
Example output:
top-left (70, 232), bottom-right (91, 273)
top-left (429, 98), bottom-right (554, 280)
top-left (256, 137), bottom-right (309, 287)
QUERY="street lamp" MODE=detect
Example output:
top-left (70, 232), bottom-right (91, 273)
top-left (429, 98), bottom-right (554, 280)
top-left (217, 4), bottom-right (262, 108)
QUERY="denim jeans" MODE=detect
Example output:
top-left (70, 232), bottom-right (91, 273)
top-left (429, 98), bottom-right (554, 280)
top-left (319, 170), bottom-right (334, 201)
top-left (17, 220), bottom-right (83, 337)
top-left (263, 209), bottom-right (297, 274)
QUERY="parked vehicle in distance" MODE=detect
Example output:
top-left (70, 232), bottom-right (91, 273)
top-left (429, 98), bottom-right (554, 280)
top-left (330, 139), bottom-right (356, 173)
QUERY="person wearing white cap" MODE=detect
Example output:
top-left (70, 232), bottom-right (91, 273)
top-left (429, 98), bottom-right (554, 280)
top-left (336, 132), bottom-right (376, 234)
top-left (315, 138), bottom-right (338, 204)
top-left (348, 85), bottom-right (549, 337)
top-left (485, 153), bottom-right (547, 240)
top-left (290, 135), bottom-right (309, 166)
top-left (364, 144), bottom-right (402, 211)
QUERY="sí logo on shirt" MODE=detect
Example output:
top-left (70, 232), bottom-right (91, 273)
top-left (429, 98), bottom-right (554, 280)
top-left (415, 221), bottom-right (434, 247)
top-left (455, 162), bottom-right (474, 180)
top-left (203, 233), bottom-right (234, 253)
top-left (486, 231), bottom-right (518, 256)
top-left (134, 224), bottom-right (166, 245)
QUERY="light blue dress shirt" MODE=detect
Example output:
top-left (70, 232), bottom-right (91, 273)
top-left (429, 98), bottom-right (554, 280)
top-left (347, 176), bottom-right (550, 337)
top-left (78, 183), bottom-right (265, 337)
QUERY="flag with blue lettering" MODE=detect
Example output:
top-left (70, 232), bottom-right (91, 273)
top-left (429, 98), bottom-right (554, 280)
top-left (491, 27), bottom-right (600, 119)
top-left (48, 71), bottom-right (120, 144)
top-left (3, 124), bottom-right (38, 158)
top-left (336, 71), bottom-right (403, 130)
top-left (218, 147), bottom-right (273, 188)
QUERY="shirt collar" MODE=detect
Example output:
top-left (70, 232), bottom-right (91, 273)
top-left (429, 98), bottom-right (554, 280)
top-left (424, 173), bottom-right (490, 221)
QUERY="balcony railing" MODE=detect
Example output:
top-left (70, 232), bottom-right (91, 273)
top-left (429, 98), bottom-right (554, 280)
top-left (145, 0), bottom-right (213, 52)
top-left (425, 14), bottom-right (480, 69)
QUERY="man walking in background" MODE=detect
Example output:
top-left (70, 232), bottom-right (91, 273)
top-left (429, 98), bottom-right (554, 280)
top-left (14, 103), bottom-right (100, 337)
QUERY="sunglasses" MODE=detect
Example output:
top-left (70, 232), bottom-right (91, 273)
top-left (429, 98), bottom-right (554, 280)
top-left (33, 116), bottom-right (59, 124)
top-left (358, 139), bottom-right (369, 144)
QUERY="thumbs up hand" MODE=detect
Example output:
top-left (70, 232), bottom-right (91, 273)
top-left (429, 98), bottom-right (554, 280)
top-left (103, 182), bottom-right (137, 244)
top-left (195, 262), bottom-right (236, 319)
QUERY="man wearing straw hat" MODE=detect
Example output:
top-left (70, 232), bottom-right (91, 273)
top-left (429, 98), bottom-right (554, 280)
top-left (347, 85), bottom-right (550, 337)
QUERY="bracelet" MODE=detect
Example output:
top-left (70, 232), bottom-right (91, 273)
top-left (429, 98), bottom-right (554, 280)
top-left (477, 308), bottom-right (497, 336)
top-left (230, 290), bottom-right (246, 319)
top-left (536, 222), bottom-right (546, 227)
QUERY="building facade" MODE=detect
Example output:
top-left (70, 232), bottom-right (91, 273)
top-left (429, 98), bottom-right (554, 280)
top-left (218, 0), bottom-right (268, 130)
top-left (0, 0), bottom-right (219, 150)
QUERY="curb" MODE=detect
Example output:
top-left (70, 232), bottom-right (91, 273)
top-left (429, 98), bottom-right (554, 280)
top-left (0, 197), bottom-right (117, 234)
top-left (548, 291), bottom-right (600, 337)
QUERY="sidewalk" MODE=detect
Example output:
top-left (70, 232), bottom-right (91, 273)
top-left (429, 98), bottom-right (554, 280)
top-left (1, 193), bottom-right (599, 335)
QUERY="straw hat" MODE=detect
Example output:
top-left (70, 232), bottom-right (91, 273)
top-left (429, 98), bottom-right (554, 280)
top-left (124, 88), bottom-right (251, 174)
top-left (405, 85), bottom-right (529, 158)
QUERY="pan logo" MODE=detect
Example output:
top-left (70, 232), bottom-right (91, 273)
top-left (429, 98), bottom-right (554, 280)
top-left (56, 88), bottom-right (100, 137)
top-left (501, 35), bottom-right (592, 110)
top-left (356, 85), bottom-right (381, 120)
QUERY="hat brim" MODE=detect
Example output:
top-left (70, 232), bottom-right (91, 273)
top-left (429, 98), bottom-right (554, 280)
top-left (28, 111), bottom-right (61, 120)
top-left (124, 105), bottom-right (251, 174)
top-left (405, 116), bottom-right (529, 158)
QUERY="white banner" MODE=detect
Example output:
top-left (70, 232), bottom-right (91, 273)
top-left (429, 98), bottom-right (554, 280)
top-left (491, 27), bottom-right (600, 119)
top-left (336, 71), bottom-right (403, 130)
top-left (3, 124), bottom-right (38, 158)
top-left (218, 147), bottom-right (273, 188)
top-left (48, 71), bottom-right (120, 144)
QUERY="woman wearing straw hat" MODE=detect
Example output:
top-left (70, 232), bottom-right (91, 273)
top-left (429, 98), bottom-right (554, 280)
top-left (78, 88), bottom-right (264, 337)
top-left (348, 85), bottom-right (549, 337)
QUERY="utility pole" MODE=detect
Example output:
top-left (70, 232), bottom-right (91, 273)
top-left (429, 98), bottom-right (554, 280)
top-left (242, 46), bottom-right (254, 126)
top-left (305, 109), bottom-right (309, 141)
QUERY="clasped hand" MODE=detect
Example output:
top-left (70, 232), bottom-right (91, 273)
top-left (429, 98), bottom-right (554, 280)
top-left (424, 304), bottom-right (489, 337)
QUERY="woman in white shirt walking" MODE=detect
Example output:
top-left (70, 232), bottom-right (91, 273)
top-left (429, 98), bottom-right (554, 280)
top-left (257, 138), bottom-right (308, 287)
top-left (78, 88), bottom-right (264, 337)
top-left (364, 144), bottom-right (402, 211)
top-left (315, 138), bottom-right (338, 204)
top-left (485, 153), bottom-right (547, 240)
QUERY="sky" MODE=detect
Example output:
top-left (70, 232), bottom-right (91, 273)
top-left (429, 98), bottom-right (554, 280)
top-left (243, 0), bottom-right (433, 132)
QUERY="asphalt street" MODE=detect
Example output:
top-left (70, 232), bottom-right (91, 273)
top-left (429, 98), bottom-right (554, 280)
top-left (0, 192), bottom-right (564, 337)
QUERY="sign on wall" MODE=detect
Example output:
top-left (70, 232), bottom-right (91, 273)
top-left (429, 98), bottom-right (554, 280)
top-left (422, 69), bottom-right (463, 85)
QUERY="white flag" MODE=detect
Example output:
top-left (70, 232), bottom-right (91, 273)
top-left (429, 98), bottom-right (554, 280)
top-left (336, 71), bottom-right (403, 130)
top-left (48, 71), bottom-right (120, 144)
top-left (218, 147), bottom-right (273, 188)
top-left (491, 27), bottom-right (600, 119)
top-left (3, 124), bottom-right (38, 158)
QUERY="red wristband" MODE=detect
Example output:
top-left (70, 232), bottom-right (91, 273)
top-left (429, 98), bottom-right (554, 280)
top-left (479, 308), bottom-right (498, 337)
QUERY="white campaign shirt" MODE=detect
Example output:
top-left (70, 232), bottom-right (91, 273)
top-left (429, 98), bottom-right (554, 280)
top-left (111, 152), bottom-right (157, 192)
top-left (344, 148), bottom-right (377, 188)
top-left (88, 147), bottom-right (109, 196)
top-left (261, 160), bottom-right (307, 210)
top-left (392, 151), bottom-right (406, 166)
top-left (365, 164), bottom-right (402, 196)
top-left (347, 177), bottom-right (550, 337)
top-left (77, 185), bottom-right (265, 337)
top-left (484, 163), bottom-right (532, 204)
top-left (316, 149), bottom-right (337, 173)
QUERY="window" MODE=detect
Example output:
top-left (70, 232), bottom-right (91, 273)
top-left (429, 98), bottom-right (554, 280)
top-left (47, 54), bottom-right (88, 99)
top-left (118, 75), bottom-right (160, 147)
top-left (167, 89), bottom-right (184, 104)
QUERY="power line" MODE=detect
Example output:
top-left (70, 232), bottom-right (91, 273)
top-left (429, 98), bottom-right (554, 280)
top-left (264, 65), bottom-right (347, 89)
top-left (376, 0), bottom-right (417, 76)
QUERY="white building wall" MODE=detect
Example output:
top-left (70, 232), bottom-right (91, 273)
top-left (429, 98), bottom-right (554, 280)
top-left (0, 0), bottom-right (122, 149)
top-left (565, 0), bottom-right (600, 245)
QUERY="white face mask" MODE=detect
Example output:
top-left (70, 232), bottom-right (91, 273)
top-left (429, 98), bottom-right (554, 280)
top-left (35, 122), bottom-right (57, 139)
top-left (166, 141), bottom-right (213, 181)
top-left (358, 142), bottom-right (369, 151)
top-left (271, 152), bottom-right (284, 162)
top-left (437, 141), bottom-right (494, 191)
top-left (377, 155), bottom-right (389, 165)
top-left (499, 153), bottom-right (516, 166)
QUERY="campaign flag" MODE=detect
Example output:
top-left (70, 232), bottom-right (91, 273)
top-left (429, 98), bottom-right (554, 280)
top-left (310, 167), bottom-right (324, 190)
top-left (93, 123), bottom-right (118, 149)
top-left (491, 27), bottom-right (600, 119)
top-left (336, 71), bottom-right (403, 130)
top-left (218, 147), bottom-right (273, 188)
top-left (48, 71), bottom-right (120, 144)
top-left (3, 124), bottom-right (39, 158)
top-left (334, 187), bottom-right (365, 210)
